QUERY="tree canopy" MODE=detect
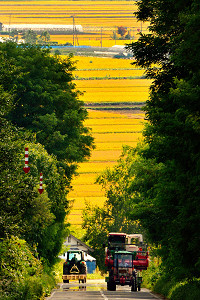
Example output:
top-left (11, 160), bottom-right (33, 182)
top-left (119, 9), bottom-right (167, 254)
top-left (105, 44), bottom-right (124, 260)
top-left (0, 42), bottom-right (94, 178)
top-left (0, 42), bottom-right (94, 296)
top-left (124, 0), bottom-right (200, 279)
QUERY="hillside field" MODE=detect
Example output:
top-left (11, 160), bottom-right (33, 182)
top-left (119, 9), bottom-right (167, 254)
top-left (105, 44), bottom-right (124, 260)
top-left (67, 56), bottom-right (150, 226)
top-left (0, 0), bottom-right (149, 47)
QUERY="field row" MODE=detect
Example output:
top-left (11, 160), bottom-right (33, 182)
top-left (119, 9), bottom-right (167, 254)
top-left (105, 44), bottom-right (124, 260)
top-left (67, 110), bottom-right (144, 222)
top-left (85, 117), bottom-right (144, 125)
top-left (69, 58), bottom-right (148, 225)
top-left (74, 69), bottom-right (145, 78)
top-left (87, 124), bottom-right (144, 132)
top-left (72, 57), bottom-right (139, 69)
top-left (79, 90), bottom-right (149, 102)
top-left (87, 110), bottom-right (145, 119)
top-left (76, 78), bottom-right (151, 88)
top-left (0, 0), bottom-right (149, 32)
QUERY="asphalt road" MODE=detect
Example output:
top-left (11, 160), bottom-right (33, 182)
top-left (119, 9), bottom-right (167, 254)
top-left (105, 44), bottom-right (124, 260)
top-left (46, 280), bottom-right (163, 300)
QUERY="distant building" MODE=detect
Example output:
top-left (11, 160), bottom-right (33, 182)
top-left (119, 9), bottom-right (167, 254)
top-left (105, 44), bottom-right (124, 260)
top-left (2, 24), bottom-right (83, 33)
top-left (62, 234), bottom-right (94, 254)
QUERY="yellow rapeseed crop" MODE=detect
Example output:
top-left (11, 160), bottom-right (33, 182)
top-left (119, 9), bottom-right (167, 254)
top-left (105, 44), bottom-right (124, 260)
top-left (0, 1), bottom-right (148, 30)
top-left (72, 197), bottom-right (107, 209)
top-left (85, 118), bottom-right (145, 125)
top-left (89, 124), bottom-right (144, 133)
top-left (89, 150), bottom-right (122, 161)
top-left (72, 56), bottom-right (137, 69)
top-left (74, 69), bottom-right (145, 79)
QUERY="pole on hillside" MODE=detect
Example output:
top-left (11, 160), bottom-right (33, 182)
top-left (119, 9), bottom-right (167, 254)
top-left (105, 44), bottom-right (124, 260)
top-left (23, 147), bottom-right (30, 173)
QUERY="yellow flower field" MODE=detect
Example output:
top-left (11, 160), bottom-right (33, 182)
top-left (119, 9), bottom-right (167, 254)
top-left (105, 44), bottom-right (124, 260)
top-left (72, 57), bottom-right (151, 104)
top-left (68, 213), bottom-right (84, 225)
top-left (85, 118), bottom-right (145, 125)
top-left (74, 69), bottom-right (145, 79)
top-left (0, 0), bottom-right (149, 49)
top-left (88, 124), bottom-right (144, 133)
top-left (67, 110), bottom-right (145, 225)
top-left (69, 184), bottom-right (105, 197)
top-left (93, 141), bottom-right (140, 151)
top-left (71, 173), bottom-right (99, 185)
top-left (87, 110), bottom-right (145, 119)
top-left (79, 89), bottom-right (149, 103)
top-left (77, 79), bottom-right (150, 88)
top-left (93, 131), bottom-right (143, 142)
top-left (54, 37), bottom-right (133, 47)
top-left (72, 197), bottom-right (107, 209)
top-left (77, 161), bottom-right (117, 174)
top-left (72, 56), bottom-right (137, 69)
top-left (90, 150), bottom-right (122, 161)
top-left (0, 2), bottom-right (151, 228)
top-left (0, 0), bottom-right (147, 30)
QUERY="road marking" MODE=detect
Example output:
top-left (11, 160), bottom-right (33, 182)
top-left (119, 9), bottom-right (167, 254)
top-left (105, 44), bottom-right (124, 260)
top-left (100, 290), bottom-right (108, 300)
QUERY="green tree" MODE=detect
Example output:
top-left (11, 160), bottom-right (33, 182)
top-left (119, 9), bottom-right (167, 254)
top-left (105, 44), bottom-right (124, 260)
top-left (0, 42), bottom-right (94, 179)
top-left (82, 146), bottom-right (143, 271)
top-left (38, 31), bottom-right (51, 44)
top-left (126, 0), bottom-right (200, 279)
top-left (0, 118), bottom-right (70, 264)
top-left (22, 30), bottom-right (38, 44)
top-left (117, 26), bottom-right (127, 38)
top-left (0, 87), bottom-right (69, 264)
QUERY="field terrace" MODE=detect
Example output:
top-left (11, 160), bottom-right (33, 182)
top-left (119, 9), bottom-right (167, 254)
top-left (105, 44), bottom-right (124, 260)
top-left (0, 0), bottom-right (149, 47)
top-left (68, 56), bottom-right (150, 226)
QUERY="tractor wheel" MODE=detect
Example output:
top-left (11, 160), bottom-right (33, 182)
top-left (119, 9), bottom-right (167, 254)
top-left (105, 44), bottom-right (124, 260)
top-left (138, 284), bottom-right (141, 291)
top-left (131, 277), bottom-right (137, 292)
top-left (82, 264), bottom-right (87, 274)
top-left (107, 281), bottom-right (116, 291)
top-left (107, 281), bottom-right (111, 291)
top-left (63, 280), bottom-right (69, 283)
top-left (82, 278), bottom-right (86, 283)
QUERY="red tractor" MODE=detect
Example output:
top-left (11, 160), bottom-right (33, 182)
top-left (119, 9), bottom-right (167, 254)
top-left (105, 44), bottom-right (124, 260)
top-left (105, 233), bottom-right (149, 291)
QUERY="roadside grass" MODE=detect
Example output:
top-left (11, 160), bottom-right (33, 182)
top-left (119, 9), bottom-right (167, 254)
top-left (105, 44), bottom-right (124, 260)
top-left (87, 267), bottom-right (107, 280)
top-left (142, 258), bottom-right (200, 299)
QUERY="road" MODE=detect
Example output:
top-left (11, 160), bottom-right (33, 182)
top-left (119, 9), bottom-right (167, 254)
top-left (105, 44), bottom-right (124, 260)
top-left (46, 280), bottom-right (164, 300)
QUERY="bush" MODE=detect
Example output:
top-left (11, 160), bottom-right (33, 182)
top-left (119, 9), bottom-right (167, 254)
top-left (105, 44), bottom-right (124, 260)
top-left (142, 258), bottom-right (162, 290)
top-left (153, 276), bottom-right (175, 298)
top-left (0, 236), bottom-right (56, 300)
top-left (168, 278), bottom-right (200, 300)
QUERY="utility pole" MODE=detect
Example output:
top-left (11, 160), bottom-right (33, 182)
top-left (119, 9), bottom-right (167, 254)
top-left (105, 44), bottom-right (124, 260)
top-left (9, 14), bottom-right (11, 39)
top-left (71, 16), bottom-right (75, 46)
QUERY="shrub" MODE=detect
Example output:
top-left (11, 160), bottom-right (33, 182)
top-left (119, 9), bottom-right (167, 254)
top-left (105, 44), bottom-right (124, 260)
top-left (0, 236), bottom-right (55, 300)
top-left (168, 278), bottom-right (200, 300)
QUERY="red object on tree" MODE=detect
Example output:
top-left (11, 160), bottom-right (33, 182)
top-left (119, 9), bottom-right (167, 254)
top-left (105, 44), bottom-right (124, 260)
top-left (23, 147), bottom-right (30, 173)
top-left (38, 173), bottom-right (44, 194)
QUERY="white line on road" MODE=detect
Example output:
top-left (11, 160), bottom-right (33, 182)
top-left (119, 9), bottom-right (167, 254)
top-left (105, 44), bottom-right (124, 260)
top-left (100, 290), bottom-right (108, 300)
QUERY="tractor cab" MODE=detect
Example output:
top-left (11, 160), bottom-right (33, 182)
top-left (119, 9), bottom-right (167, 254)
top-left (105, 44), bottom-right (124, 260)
top-left (113, 251), bottom-right (136, 284)
top-left (67, 250), bottom-right (84, 262)
top-left (63, 250), bottom-right (87, 283)
top-left (106, 251), bottom-right (141, 291)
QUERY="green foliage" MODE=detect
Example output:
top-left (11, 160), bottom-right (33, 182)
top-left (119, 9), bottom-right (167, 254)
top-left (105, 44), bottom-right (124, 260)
top-left (0, 117), bottom-right (69, 264)
top-left (125, 0), bottom-right (200, 281)
top-left (22, 30), bottom-right (38, 44)
top-left (168, 278), bottom-right (200, 300)
top-left (0, 236), bottom-right (47, 300)
top-left (117, 26), bottom-right (127, 37)
top-left (0, 40), bottom-right (93, 298)
top-left (0, 42), bottom-right (94, 178)
top-left (82, 146), bottom-right (144, 271)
